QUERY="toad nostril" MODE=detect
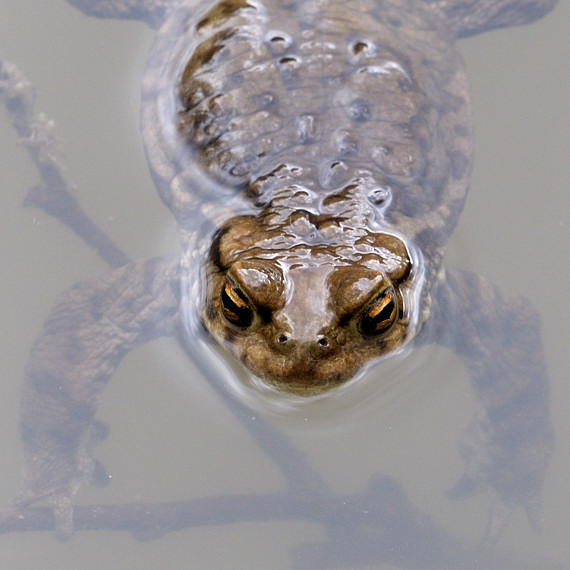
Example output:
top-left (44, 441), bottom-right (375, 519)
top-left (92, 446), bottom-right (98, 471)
top-left (277, 334), bottom-right (289, 344)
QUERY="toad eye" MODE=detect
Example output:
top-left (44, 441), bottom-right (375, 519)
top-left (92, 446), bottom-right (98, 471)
top-left (221, 278), bottom-right (254, 328)
top-left (357, 286), bottom-right (398, 336)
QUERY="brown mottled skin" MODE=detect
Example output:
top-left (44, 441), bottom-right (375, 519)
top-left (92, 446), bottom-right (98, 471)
top-left (1, 0), bottom-right (557, 541)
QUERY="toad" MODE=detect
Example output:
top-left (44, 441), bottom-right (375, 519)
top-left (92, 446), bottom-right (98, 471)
top-left (1, 0), bottom-right (557, 541)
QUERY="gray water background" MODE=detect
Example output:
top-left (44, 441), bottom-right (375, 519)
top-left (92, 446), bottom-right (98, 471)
top-left (0, 1), bottom-right (568, 568)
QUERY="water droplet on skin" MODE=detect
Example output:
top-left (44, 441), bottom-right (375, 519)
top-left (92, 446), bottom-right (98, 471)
top-left (320, 160), bottom-right (349, 188)
top-left (348, 98), bottom-right (371, 121)
top-left (265, 30), bottom-right (293, 53)
top-left (368, 186), bottom-right (392, 207)
top-left (295, 114), bottom-right (316, 143)
top-left (334, 130), bottom-right (358, 155)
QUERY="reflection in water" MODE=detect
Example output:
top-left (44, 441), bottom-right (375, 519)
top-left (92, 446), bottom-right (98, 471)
top-left (0, 0), bottom-right (564, 568)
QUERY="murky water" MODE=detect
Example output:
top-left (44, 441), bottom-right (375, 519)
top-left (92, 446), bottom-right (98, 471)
top-left (1, 1), bottom-right (568, 568)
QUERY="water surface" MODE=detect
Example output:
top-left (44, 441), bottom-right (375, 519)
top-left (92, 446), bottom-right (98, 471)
top-left (1, 1), bottom-right (568, 568)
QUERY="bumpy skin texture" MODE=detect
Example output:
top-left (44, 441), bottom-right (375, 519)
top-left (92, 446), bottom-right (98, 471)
top-left (14, 258), bottom-right (181, 534)
top-left (143, 0), bottom-right (474, 391)
top-left (5, 0), bottom-right (556, 542)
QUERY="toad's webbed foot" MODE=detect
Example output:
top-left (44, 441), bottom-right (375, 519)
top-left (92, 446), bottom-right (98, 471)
top-left (12, 258), bottom-right (181, 534)
top-left (425, 269), bottom-right (554, 543)
top-left (11, 420), bottom-right (110, 538)
top-left (447, 410), bottom-right (549, 545)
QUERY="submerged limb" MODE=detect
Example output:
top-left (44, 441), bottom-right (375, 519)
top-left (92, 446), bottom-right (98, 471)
top-left (13, 257), bottom-right (181, 535)
top-left (425, 0), bottom-right (558, 38)
top-left (2, 50), bottom-right (328, 535)
top-left (0, 60), bottom-right (129, 268)
top-left (65, 0), bottom-right (175, 28)
top-left (423, 268), bottom-right (554, 543)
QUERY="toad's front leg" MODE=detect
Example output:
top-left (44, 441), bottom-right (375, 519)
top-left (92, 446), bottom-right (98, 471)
top-left (12, 257), bottom-right (181, 536)
top-left (65, 0), bottom-right (177, 28)
top-left (426, 268), bottom-right (554, 543)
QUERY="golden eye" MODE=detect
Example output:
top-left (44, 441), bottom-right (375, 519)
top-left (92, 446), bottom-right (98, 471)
top-left (357, 286), bottom-right (398, 336)
top-left (221, 278), bottom-right (254, 328)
